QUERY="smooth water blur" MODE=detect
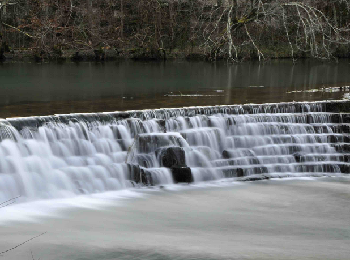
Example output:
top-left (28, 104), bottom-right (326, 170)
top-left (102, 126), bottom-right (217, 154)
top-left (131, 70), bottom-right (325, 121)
top-left (1, 178), bottom-right (350, 260)
top-left (1, 60), bottom-right (350, 117)
top-left (1, 101), bottom-right (348, 204)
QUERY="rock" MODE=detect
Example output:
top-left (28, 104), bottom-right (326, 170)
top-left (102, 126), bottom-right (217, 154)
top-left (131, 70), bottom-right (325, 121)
top-left (136, 133), bottom-right (186, 153)
top-left (124, 118), bottom-right (147, 137)
top-left (134, 154), bottom-right (156, 168)
top-left (140, 169), bottom-right (154, 186)
top-left (238, 174), bottom-right (270, 182)
top-left (343, 154), bottom-right (350, 163)
top-left (341, 124), bottom-right (350, 134)
top-left (342, 114), bottom-right (350, 123)
top-left (342, 144), bottom-right (350, 153)
top-left (171, 166), bottom-right (193, 183)
top-left (324, 101), bottom-right (350, 113)
top-left (222, 150), bottom-right (230, 159)
top-left (221, 167), bottom-right (246, 178)
top-left (339, 164), bottom-right (350, 174)
top-left (126, 163), bottom-right (153, 185)
top-left (156, 147), bottom-right (186, 168)
top-left (293, 152), bottom-right (306, 163)
top-left (330, 113), bottom-right (342, 123)
top-left (155, 119), bottom-right (166, 133)
top-left (126, 163), bottom-right (141, 182)
top-left (114, 112), bottom-right (131, 119)
top-left (237, 168), bottom-right (244, 177)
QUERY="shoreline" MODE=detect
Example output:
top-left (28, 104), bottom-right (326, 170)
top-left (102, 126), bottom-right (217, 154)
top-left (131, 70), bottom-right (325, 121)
top-left (2, 49), bottom-right (350, 63)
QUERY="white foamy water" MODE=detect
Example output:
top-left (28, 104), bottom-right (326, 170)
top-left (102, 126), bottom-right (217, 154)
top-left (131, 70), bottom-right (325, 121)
top-left (0, 101), bottom-right (349, 203)
top-left (1, 178), bottom-right (350, 260)
top-left (0, 189), bottom-right (148, 224)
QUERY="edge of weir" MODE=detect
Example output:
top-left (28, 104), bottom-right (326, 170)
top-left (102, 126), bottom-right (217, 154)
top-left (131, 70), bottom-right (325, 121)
top-left (2, 99), bottom-right (350, 131)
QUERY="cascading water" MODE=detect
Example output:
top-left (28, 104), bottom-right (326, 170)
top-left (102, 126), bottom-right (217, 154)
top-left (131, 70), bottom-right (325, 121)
top-left (0, 101), bottom-right (349, 203)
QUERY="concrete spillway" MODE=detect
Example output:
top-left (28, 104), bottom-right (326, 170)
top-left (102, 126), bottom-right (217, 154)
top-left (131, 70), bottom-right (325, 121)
top-left (0, 100), bottom-right (349, 202)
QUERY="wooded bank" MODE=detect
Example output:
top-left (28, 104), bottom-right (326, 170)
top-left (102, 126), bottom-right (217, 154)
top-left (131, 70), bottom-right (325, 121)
top-left (0, 0), bottom-right (350, 62)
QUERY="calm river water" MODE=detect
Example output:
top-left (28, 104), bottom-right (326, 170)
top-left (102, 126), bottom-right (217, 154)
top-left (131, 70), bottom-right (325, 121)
top-left (0, 59), bottom-right (350, 117)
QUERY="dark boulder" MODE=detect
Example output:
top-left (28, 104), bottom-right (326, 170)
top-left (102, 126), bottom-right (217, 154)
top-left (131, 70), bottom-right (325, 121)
top-left (222, 150), bottom-right (230, 159)
top-left (126, 163), bottom-right (153, 186)
top-left (126, 163), bottom-right (141, 183)
top-left (236, 168), bottom-right (244, 177)
top-left (171, 166), bottom-right (193, 183)
top-left (114, 112), bottom-right (131, 119)
top-left (156, 147), bottom-right (186, 168)
top-left (154, 119), bottom-right (166, 133)
top-left (222, 167), bottom-right (245, 178)
top-left (324, 101), bottom-right (350, 113)
top-left (330, 113), bottom-right (341, 124)
top-left (342, 114), bottom-right (350, 123)
top-left (293, 152), bottom-right (306, 163)
top-left (140, 169), bottom-right (154, 186)
top-left (137, 133), bottom-right (186, 153)
top-left (340, 124), bottom-right (350, 134)
top-left (339, 164), bottom-right (350, 174)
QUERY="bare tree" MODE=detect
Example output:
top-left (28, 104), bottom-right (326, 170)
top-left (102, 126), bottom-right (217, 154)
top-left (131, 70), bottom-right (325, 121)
top-left (0, 0), bottom-right (349, 61)
top-left (194, 0), bottom-right (350, 61)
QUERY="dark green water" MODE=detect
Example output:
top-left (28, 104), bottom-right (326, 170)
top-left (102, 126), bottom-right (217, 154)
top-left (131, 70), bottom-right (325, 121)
top-left (0, 59), bottom-right (349, 117)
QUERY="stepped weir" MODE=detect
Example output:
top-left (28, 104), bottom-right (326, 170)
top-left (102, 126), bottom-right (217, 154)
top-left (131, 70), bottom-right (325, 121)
top-left (0, 100), bottom-right (349, 202)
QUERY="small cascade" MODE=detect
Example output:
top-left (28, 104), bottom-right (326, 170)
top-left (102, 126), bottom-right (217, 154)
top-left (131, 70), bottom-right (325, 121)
top-left (0, 101), bottom-right (349, 202)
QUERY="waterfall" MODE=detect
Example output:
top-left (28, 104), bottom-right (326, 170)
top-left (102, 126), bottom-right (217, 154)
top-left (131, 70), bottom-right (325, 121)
top-left (0, 101), bottom-right (349, 202)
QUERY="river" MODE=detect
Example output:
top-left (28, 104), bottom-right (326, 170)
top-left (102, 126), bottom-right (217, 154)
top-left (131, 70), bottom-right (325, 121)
top-left (0, 60), bottom-right (349, 260)
top-left (1, 178), bottom-right (350, 260)
top-left (0, 59), bottom-right (350, 118)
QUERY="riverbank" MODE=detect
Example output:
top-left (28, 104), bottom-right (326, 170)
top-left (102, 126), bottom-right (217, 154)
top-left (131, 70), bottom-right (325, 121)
top-left (0, 48), bottom-right (279, 62)
top-left (1, 177), bottom-right (350, 260)
top-left (1, 1), bottom-right (349, 64)
top-left (2, 48), bottom-right (350, 63)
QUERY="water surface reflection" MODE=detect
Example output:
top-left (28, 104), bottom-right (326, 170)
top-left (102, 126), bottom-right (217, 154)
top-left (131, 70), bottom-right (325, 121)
top-left (0, 60), bottom-right (349, 117)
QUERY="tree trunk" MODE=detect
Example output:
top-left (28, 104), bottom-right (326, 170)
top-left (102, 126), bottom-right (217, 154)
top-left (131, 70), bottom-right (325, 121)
top-left (234, 0), bottom-right (238, 18)
top-left (87, 0), bottom-right (93, 29)
top-left (120, 0), bottom-right (124, 38)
